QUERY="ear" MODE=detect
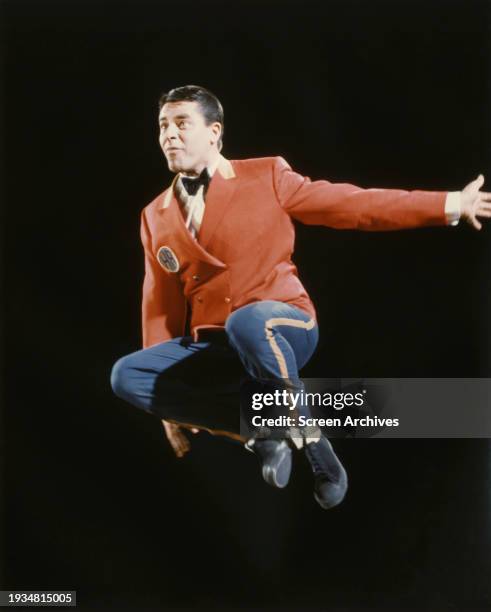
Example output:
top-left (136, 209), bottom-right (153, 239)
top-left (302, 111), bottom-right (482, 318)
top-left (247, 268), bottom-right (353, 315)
top-left (209, 122), bottom-right (222, 146)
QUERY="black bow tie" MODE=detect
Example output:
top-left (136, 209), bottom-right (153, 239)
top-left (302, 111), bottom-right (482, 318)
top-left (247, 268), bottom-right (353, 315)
top-left (181, 168), bottom-right (210, 196)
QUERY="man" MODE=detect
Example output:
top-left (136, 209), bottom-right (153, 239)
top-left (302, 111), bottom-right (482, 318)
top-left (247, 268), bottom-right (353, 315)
top-left (111, 85), bottom-right (490, 509)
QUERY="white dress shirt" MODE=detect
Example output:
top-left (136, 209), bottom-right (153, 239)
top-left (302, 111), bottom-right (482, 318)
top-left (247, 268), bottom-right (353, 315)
top-left (174, 157), bottom-right (221, 238)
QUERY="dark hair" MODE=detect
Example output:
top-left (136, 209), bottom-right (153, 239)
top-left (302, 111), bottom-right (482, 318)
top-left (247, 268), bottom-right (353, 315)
top-left (158, 85), bottom-right (224, 151)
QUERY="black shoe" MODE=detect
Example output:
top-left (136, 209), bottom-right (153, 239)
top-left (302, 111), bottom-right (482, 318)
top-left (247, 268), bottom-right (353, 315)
top-left (246, 439), bottom-right (292, 489)
top-left (304, 435), bottom-right (348, 509)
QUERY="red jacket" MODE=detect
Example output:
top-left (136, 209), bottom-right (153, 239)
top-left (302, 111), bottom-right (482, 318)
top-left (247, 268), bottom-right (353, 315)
top-left (140, 155), bottom-right (447, 348)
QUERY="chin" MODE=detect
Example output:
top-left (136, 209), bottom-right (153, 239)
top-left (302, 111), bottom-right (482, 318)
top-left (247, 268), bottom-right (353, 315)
top-left (167, 161), bottom-right (183, 173)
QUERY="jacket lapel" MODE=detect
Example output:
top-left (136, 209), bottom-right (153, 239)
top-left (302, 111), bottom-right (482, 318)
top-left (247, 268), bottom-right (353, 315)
top-left (158, 155), bottom-right (237, 252)
top-left (157, 171), bottom-right (227, 269)
top-left (198, 156), bottom-right (237, 250)
top-left (161, 174), bottom-right (179, 209)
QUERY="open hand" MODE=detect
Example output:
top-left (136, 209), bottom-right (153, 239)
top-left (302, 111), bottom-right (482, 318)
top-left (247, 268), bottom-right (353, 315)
top-left (460, 174), bottom-right (491, 230)
top-left (161, 420), bottom-right (199, 458)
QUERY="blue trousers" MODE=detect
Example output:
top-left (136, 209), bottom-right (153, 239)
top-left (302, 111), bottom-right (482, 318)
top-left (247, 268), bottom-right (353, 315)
top-left (110, 301), bottom-right (319, 437)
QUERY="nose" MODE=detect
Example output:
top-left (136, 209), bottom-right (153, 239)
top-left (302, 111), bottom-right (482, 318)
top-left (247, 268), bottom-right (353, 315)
top-left (164, 122), bottom-right (179, 142)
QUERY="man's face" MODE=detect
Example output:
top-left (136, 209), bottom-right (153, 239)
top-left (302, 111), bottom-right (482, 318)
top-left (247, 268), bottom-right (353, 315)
top-left (158, 100), bottom-right (221, 176)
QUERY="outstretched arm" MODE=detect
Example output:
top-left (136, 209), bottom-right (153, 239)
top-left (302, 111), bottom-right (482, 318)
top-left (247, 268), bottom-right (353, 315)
top-left (273, 157), bottom-right (489, 232)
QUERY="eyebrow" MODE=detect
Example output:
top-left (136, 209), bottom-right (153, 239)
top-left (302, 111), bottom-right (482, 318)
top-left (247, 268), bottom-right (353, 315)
top-left (159, 113), bottom-right (191, 125)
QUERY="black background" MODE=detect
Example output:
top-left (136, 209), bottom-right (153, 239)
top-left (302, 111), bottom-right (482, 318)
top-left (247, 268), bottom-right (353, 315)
top-left (2, 1), bottom-right (491, 610)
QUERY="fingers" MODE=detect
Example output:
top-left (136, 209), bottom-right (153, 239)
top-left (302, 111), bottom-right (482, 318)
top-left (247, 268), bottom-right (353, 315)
top-left (474, 174), bottom-right (485, 190)
top-left (463, 174), bottom-right (485, 195)
top-left (462, 179), bottom-right (491, 230)
top-left (476, 197), bottom-right (491, 210)
top-left (469, 215), bottom-right (482, 231)
top-left (468, 197), bottom-right (491, 230)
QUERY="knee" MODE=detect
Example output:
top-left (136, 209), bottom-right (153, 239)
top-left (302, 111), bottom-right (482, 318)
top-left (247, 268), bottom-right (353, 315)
top-left (110, 354), bottom-right (135, 401)
top-left (226, 302), bottom-right (279, 348)
top-left (225, 306), bottom-right (260, 349)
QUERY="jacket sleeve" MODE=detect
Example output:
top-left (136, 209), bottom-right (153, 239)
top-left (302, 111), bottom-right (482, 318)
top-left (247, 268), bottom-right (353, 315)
top-left (272, 156), bottom-right (448, 231)
top-left (140, 209), bottom-right (186, 348)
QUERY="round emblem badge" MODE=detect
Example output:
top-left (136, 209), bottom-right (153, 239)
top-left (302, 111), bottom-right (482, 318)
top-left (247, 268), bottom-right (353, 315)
top-left (157, 246), bottom-right (180, 273)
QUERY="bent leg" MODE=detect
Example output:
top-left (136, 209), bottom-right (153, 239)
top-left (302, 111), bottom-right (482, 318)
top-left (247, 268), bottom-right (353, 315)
top-left (225, 300), bottom-right (319, 382)
top-left (111, 337), bottom-right (244, 436)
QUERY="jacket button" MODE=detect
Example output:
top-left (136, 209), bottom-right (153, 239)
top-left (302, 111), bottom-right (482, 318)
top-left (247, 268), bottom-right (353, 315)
top-left (192, 274), bottom-right (200, 281)
top-left (224, 297), bottom-right (231, 303)
top-left (197, 297), bottom-right (203, 303)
